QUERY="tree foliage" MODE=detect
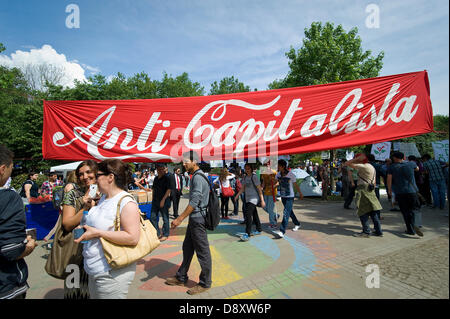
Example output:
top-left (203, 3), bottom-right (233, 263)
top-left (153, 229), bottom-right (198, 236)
top-left (270, 22), bottom-right (385, 165)
top-left (269, 22), bottom-right (384, 89)
top-left (209, 76), bottom-right (251, 95)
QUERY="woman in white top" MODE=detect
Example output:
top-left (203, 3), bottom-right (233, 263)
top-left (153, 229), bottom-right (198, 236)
top-left (146, 171), bottom-right (155, 189)
top-left (213, 168), bottom-right (235, 219)
top-left (74, 159), bottom-right (141, 299)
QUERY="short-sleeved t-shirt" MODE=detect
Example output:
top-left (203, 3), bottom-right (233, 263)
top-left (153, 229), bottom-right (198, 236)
top-left (388, 162), bottom-right (417, 194)
top-left (276, 171), bottom-right (297, 198)
top-left (61, 185), bottom-right (84, 210)
top-left (260, 169), bottom-right (278, 196)
top-left (352, 163), bottom-right (376, 187)
top-left (152, 174), bottom-right (171, 203)
top-left (83, 191), bottom-right (137, 275)
top-left (242, 174), bottom-right (260, 205)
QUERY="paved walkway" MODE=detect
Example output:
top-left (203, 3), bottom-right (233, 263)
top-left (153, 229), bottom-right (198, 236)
top-left (25, 194), bottom-right (449, 299)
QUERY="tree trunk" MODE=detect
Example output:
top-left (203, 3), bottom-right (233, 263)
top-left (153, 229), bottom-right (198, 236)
top-left (330, 149), bottom-right (336, 192)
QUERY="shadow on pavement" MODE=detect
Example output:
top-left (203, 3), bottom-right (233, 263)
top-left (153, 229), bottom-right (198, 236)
top-left (43, 288), bottom-right (64, 299)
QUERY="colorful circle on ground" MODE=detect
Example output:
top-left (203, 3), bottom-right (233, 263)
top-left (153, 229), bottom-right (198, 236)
top-left (135, 219), bottom-right (336, 298)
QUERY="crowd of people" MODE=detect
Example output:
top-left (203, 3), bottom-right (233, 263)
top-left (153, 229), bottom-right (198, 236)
top-left (1, 142), bottom-right (448, 299)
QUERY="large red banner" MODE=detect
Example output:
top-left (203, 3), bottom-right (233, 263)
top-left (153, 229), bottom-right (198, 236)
top-left (43, 71), bottom-right (433, 162)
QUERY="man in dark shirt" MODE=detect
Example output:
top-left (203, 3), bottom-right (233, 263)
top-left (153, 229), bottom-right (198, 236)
top-left (387, 151), bottom-right (423, 237)
top-left (170, 167), bottom-right (184, 218)
top-left (20, 172), bottom-right (40, 204)
top-left (368, 154), bottom-right (382, 200)
top-left (150, 163), bottom-right (172, 241)
top-left (166, 151), bottom-right (212, 295)
top-left (0, 144), bottom-right (38, 299)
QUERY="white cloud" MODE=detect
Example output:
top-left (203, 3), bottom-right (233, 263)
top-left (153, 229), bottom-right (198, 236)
top-left (0, 44), bottom-right (98, 89)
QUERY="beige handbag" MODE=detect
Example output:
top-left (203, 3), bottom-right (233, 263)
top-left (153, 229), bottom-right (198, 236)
top-left (100, 194), bottom-right (160, 269)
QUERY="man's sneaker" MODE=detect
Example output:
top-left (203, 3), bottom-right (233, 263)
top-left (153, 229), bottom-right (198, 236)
top-left (165, 277), bottom-right (187, 287)
top-left (414, 226), bottom-right (424, 237)
top-left (187, 284), bottom-right (210, 295)
top-left (240, 233), bottom-right (250, 241)
top-left (251, 231), bottom-right (261, 236)
top-left (353, 232), bottom-right (370, 238)
top-left (293, 225), bottom-right (300, 231)
top-left (273, 230), bottom-right (284, 238)
top-left (371, 231), bottom-right (383, 237)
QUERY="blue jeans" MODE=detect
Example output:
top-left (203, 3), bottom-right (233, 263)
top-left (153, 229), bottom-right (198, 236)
top-left (150, 199), bottom-right (170, 237)
top-left (280, 197), bottom-right (300, 234)
top-left (232, 195), bottom-right (239, 215)
top-left (263, 194), bottom-right (277, 225)
top-left (429, 179), bottom-right (447, 209)
top-left (359, 210), bottom-right (382, 235)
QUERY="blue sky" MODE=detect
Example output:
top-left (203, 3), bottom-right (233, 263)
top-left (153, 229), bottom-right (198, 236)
top-left (1, 0), bottom-right (448, 114)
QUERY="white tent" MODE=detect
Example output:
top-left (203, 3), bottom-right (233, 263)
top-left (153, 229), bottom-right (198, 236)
top-left (50, 161), bottom-right (82, 179)
top-left (291, 168), bottom-right (322, 197)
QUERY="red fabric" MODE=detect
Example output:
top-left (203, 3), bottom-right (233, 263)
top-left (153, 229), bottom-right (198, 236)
top-left (43, 71), bottom-right (433, 162)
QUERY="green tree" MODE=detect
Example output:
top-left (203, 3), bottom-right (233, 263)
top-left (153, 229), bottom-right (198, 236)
top-left (268, 22), bottom-right (384, 189)
top-left (269, 22), bottom-right (384, 89)
top-left (157, 72), bottom-right (204, 98)
top-left (209, 76), bottom-right (251, 95)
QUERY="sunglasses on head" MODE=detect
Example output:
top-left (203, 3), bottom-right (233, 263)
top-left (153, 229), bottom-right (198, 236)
top-left (96, 172), bottom-right (112, 177)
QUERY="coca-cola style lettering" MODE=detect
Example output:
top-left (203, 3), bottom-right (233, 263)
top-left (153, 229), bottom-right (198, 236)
top-left (43, 71), bottom-right (433, 162)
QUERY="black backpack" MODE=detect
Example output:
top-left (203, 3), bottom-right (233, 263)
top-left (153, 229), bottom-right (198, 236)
top-left (194, 173), bottom-right (221, 231)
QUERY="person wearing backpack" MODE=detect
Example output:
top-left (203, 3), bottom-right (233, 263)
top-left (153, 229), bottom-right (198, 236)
top-left (19, 172), bottom-right (40, 204)
top-left (166, 151), bottom-right (212, 295)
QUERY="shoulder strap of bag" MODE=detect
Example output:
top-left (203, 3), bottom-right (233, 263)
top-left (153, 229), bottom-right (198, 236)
top-left (114, 194), bottom-right (137, 231)
top-left (249, 174), bottom-right (258, 192)
top-left (357, 171), bottom-right (375, 186)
